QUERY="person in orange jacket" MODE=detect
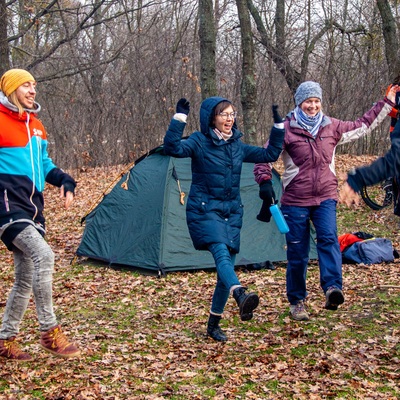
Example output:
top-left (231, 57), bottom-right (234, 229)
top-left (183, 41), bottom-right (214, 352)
top-left (0, 69), bottom-right (80, 361)
top-left (386, 76), bottom-right (400, 136)
top-left (382, 77), bottom-right (400, 214)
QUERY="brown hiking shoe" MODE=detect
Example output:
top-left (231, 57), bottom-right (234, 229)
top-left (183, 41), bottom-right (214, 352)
top-left (0, 337), bottom-right (33, 362)
top-left (40, 325), bottom-right (81, 358)
top-left (289, 300), bottom-right (310, 321)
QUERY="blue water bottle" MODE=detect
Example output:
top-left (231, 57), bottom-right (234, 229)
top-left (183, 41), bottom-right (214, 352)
top-left (270, 203), bottom-right (289, 234)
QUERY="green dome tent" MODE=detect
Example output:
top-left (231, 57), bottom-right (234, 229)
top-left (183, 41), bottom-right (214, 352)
top-left (76, 144), bottom-right (317, 274)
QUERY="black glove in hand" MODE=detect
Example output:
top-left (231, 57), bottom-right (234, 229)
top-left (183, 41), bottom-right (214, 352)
top-left (272, 105), bottom-right (283, 123)
top-left (259, 180), bottom-right (276, 202)
top-left (257, 181), bottom-right (276, 223)
top-left (257, 200), bottom-right (272, 222)
top-left (176, 98), bottom-right (190, 115)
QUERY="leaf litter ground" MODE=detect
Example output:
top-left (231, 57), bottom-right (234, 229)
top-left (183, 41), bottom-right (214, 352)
top-left (0, 155), bottom-right (399, 399)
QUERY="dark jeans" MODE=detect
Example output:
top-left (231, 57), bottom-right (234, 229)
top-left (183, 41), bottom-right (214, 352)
top-left (281, 199), bottom-right (342, 305)
top-left (208, 243), bottom-right (240, 315)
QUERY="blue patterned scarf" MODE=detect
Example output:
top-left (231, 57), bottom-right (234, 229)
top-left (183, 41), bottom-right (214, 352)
top-left (294, 106), bottom-right (323, 137)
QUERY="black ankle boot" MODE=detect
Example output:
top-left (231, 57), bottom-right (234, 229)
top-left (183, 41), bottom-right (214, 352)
top-left (207, 314), bottom-right (227, 342)
top-left (232, 286), bottom-right (259, 321)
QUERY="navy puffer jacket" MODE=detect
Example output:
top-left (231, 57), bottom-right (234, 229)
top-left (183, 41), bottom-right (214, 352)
top-left (163, 96), bottom-right (283, 253)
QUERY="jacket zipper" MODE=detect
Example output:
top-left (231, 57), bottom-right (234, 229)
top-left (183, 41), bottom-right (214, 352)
top-left (26, 114), bottom-right (39, 220)
top-left (4, 189), bottom-right (10, 212)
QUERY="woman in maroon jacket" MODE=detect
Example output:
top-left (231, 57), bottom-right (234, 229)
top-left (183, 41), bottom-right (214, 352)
top-left (254, 81), bottom-right (400, 321)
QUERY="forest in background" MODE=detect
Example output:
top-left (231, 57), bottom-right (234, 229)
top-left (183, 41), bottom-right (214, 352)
top-left (0, 0), bottom-right (399, 169)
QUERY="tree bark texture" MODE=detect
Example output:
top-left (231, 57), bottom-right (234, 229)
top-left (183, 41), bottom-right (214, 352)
top-left (0, 0), bottom-right (9, 74)
top-left (198, 0), bottom-right (217, 99)
top-left (375, 0), bottom-right (400, 81)
top-left (236, 0), bottom-right (257, 145)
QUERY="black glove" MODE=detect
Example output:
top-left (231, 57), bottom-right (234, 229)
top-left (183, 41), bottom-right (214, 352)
top-left (259, 180), bottom-right (276, 201)
top-left (272, 105), bottom-right (283, 123)
top-left (257, 201), bottom-right (272, 222)
top-left (257, 181), bottom-right (276, 222)
top-left (176, 98), bottom-right (190, 115)
top-left (62, 182), bottom-right (76, 196)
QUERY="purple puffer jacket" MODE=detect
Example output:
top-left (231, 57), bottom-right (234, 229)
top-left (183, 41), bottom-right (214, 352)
top-left (254, 98), bottom-right (395, 207)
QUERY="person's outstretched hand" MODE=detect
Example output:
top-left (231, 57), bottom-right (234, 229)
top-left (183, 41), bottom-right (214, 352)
top-left (60, 186), bottom-right (74, 209)
top-left (387, 85), bottom-right (400, 103)
top-left (339, 181), bottom-right (360, 207)
top-left (272, 105), bottom-right (283, 123)
top-left (176, 98), bottom-right (190, 115)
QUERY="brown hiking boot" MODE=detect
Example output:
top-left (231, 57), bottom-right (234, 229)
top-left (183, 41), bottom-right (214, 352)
top-left (289, 300), bottom-right (310, 321)
top-left (0, 337), bottom-right (33, 362)
top-left (40, 325), bottom-right (81, 358)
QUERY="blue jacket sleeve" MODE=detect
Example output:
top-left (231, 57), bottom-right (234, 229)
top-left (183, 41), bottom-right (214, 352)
top-left (163, 118), bottom-right (194, 158)
top-left (347, 119), bottom-right (400, 192)
top-left (244, 125), bottom-right (284, 164)
top-left (46, 168), bottom-right (77, 195)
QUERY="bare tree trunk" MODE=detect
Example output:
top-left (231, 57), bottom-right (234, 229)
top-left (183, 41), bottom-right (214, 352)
top-left (91, 2), bottom-right (104, 106)
top-left (376, 0), bottom-right (400, 81)
top-left (246, 0), bottom-right (302, 94)
top-left (236, 0), bottom-right (257, 144)
top-left (198, 0), bottom-right (217, 99)
top-left (0, 0), bottom-right (9, 74)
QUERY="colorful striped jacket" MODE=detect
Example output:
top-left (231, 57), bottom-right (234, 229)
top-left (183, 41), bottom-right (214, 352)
top-left (0, 92), bottom-right (76, 248)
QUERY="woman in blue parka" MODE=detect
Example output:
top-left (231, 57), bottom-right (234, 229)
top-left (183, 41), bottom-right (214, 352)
top-left (163, 96), bottom-right (284, 341)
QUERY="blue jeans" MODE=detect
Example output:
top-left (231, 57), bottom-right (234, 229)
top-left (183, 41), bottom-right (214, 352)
top-left (281, 199), bottom-right (342, 305)
top-left (0, 225), bottom-right (57, 339)
top-left (208, 243), bottom-right (240, 315)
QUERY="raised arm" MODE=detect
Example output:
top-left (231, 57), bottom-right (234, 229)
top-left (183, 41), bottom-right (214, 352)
top-left (163, 98), bottom-right (193, 158)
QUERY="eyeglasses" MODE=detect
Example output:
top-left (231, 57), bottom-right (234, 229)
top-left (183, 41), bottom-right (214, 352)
top-left (218, 112), bottom-right (237, 120)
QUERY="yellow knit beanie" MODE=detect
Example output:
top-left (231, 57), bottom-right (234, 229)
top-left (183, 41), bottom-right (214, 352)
top-left (0, 69), bottom-right (35, 96)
